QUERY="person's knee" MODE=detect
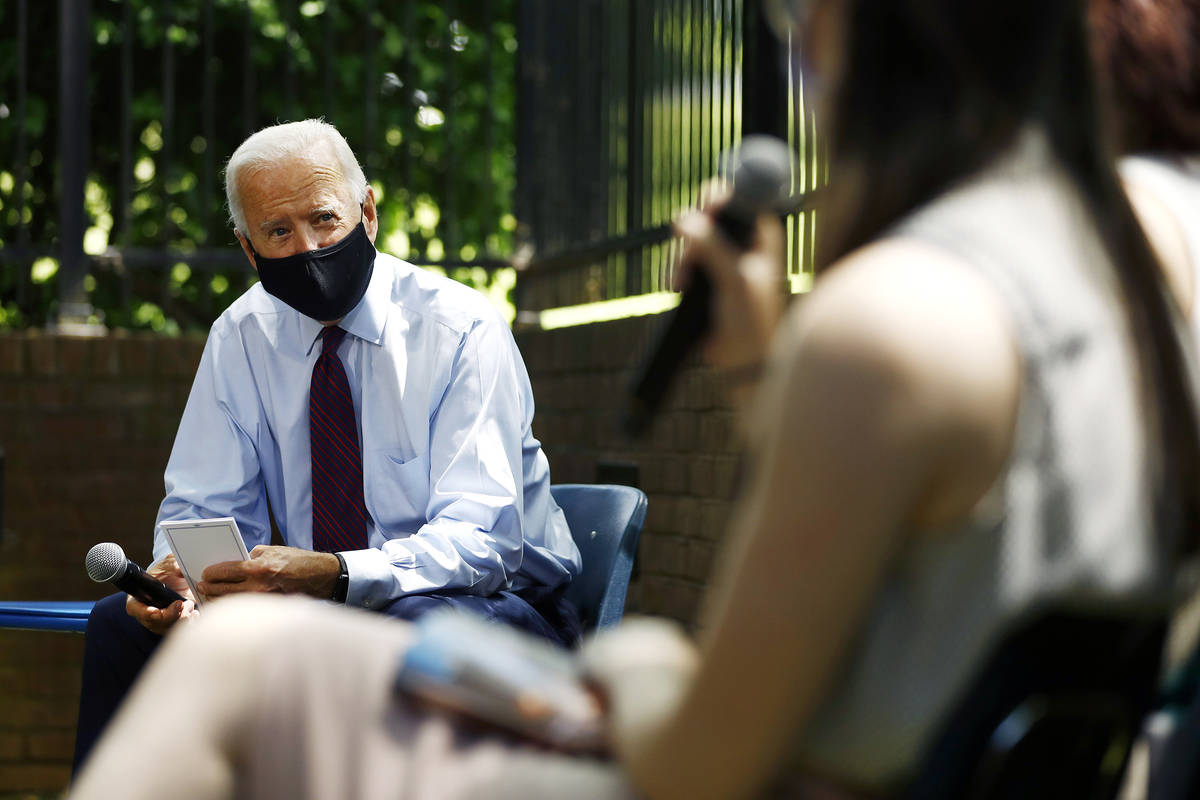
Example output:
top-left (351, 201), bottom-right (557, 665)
top-left (83, 592), bottom-right (154, 649)
top-left (87, 592), bottom-right (132, 629)
top-left (164, 594), bottom-right (326, 667)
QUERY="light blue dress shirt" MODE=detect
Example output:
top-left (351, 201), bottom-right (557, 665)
top-left (152, 251), bottom-right (581, 609)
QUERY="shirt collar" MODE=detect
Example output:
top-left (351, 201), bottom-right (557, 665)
top-left (298, 249), bottom-right (390, 355)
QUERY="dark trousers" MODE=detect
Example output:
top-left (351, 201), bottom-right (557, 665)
top-left (72, 584), bottom-right (580, 775)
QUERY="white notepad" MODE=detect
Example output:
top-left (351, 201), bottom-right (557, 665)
top-left (159, 517), bottom-right (251, 606)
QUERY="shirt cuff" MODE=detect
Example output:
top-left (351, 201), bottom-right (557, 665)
top-left (339, 546), bottom-right (417, 609)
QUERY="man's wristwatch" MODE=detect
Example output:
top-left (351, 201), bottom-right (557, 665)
top-left (332, 553), bottom-right (350, 604)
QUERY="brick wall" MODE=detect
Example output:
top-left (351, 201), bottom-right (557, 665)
top-left (0, 331), bottom-right (204, 795)
top-left (0, 316), bottom-right (737, 793)
top-left (515, 313), bottom-right (740, 627)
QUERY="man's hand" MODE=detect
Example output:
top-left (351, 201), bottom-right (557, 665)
top-left (125, 554), bottom-right (198, 635)
top-left (198, 545), bottom-right (340, 601)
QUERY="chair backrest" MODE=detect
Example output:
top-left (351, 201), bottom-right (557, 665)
top-left (1144, 637), bottom-right (1200, 800)
top-left (903, 609), bottom-right (1167, 800)
top-left (551, 483), bottom-right (648, 633)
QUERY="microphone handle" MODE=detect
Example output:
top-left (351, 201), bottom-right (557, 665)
top-left (623, 204), bottom-right (758, 437)
top-left (115, 560), bottom-right (186, 608)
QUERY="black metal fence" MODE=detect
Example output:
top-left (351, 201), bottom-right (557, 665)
top-left (0, 0), bottom-right (516, 332)
top-left (514, 0), bottom-right (823, 322)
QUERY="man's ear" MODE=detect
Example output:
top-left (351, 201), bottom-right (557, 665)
top-left (363, 187), bottom-right (379, 245)
top-left (235, 231), bottom-right (258, 272)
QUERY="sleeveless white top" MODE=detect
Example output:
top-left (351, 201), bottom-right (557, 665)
top-left (790, 132), bottom-right (1177, 788)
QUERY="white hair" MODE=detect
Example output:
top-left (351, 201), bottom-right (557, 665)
top-left (224, 119), bottom-right (368, 234)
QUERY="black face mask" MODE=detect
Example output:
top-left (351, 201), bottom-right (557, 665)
top-left (251, 219), bottom-right (376, 322)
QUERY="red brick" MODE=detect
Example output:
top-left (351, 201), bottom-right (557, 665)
top-left (56, 337), bottom-right (94, 377)
top-left (662, 579), bottom-right (704, 625)
top-left (696, 412), bottom-right (727, 453)
top-left (27, 731), bottom-right (75, 761)
top-left (0, 668), bottom-right (80, 697)
top-left (27, 335), bottom-right (62, 378)
top-left (623, 579), bottom-right (645, 614)
top-left (114, 336), bottom-right (155, 377)
top-left (158, 335), bottom-right (205, 378)
top-left (635, 575), bottom-right (704, 625)
top-left (0, 695), bottom-right (79, 728)
top-left (714, 456), bottom-right (743, 500)
top-left (685, 539), bottom-right (717, 582)
top-left (88, 335), bottom-right (121, 378)
top-left (0, 633), bottom-right (85, 668)
top-left (84, 382), bottom-right (157, 409)
top-left (639, 534), bottom-right (688, 576)
top-left (38, 411), bottom-right (129, 443)
top-left (689, 456), bottom-right (715, 498)
top-left (643, 492), bottom-right (674, 535)
top-left (0, 380), bottom-right (28, 407)
top-left (27, 379), bottom-right (78, 409)
top-left (696, 500), bottom-right (732, 542)
top-left (0, 732), bottom-right (23, 761)
top-left (0, 763), bottom-right (72, 792)
top-left (661, 456), bottom-right (687, 494)
top-left (0, 335), bottom-right (27, 376)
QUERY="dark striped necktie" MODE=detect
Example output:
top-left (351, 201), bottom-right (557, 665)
top-left (310, 326), bottom-right (368, 552)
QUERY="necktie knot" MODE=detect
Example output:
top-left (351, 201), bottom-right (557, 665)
top-left (320, 326), bottom-right (348, 356)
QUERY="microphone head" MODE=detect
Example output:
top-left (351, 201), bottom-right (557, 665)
top-left (85, 542), bottom-right (127, 583)
top-left (725, 135), bottom-right (792, 215)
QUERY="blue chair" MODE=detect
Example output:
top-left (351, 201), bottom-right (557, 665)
top-left (552, 483), bottom-right (648, 633)
top-left (0, 600), bottom-right (95, 633)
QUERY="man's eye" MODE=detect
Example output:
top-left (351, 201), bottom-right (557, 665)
top-left (269, 227), bottom-right (288, 238)
top-left (318, 213), bottom-right (335, 223)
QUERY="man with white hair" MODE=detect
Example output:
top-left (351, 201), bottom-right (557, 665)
top-left (72, 119), bottom-right (582, 771)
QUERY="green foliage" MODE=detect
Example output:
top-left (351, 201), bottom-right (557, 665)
top-left (0, 0), bottom-right (518, 331)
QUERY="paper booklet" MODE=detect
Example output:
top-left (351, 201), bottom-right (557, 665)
top-left (158, 517), bottom-right (251, 606)
top-left (393, 608), bottom-right (608, 753)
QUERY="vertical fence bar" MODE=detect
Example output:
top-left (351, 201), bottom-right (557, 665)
top-left (442, 0), bottom-right (457, 258)
top-left (119, 0), bottom-right (133, 310)
top-left (400, 0), bottom-right (415, 205)
top-left (323, 0), bottom-right (335, 117)
top-left (14, 0), bottom-right (29, 313)
top-left (363, 0), bottom-right (377, 174)
top-left (119, 0), bottom-right (132, 247)
top-left (513, 0), bottom-right (529, 314)
top-left (693, 0), bottom-right (701, 198)
top-left (201, 0), bottom-right (216, 309)
top-left (202, 0), bottom-right (216, 243)
top-left (284, 0), bottom-right (296, 122)
top-left (624, 0), bottom-right (643, 298)
top-left (57, 0), bottom-right (92, 324)
top-left (482, 0), bottom-right (494, 252)
top-left (160, 1), bottom-right (176, 315)
top-left (741, 0), bottom-right (784, 138)
top-left (242, 1), bottom-right (256, 293)
top-left (243, 2), bottom-right (256, 139)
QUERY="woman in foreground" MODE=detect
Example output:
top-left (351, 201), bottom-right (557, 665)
top-left (71, 0), bottom-right (1200, 797)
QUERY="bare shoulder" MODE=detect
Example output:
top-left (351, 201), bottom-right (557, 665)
top-left (1124, 178), bottom-right (1193, 318)
top-left (766, 237), bottom-right (1021, 526)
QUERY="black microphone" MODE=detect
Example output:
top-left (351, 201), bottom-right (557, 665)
top-left (623, 136), bottom-right (793, 437)
top-left (85, 542), bottom-right (186, 608)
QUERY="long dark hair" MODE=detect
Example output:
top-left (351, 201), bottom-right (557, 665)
top-left (1089, 0), bottom-right (1200, 154)
top-left (819, 0), bottom-right (1200, 557)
